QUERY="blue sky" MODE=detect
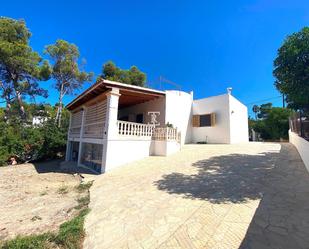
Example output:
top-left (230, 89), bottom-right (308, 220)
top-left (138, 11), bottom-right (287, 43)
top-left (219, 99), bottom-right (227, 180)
top-left (1, 0), bottom-right (309, 117)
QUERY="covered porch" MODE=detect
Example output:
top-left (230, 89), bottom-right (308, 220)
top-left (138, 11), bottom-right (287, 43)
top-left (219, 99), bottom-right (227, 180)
top-left (65, 80), bottom-right (181, 174)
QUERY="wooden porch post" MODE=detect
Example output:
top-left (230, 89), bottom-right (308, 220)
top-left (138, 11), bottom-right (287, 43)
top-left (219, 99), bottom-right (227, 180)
top-left (65, 112), bottom-right (72, 161)
top-left (77, 106), bottom-right (87, 166)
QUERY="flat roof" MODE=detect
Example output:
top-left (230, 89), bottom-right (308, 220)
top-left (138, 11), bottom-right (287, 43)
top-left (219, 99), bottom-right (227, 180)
top-left (66, 79), bottom-right (166, 111)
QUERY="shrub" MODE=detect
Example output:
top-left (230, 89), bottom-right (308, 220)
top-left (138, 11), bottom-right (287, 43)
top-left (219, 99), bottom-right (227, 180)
top-left (0, 118), bottom-right (68, 166)
top-left (251, 107), bottom-right (292, 140)
top-left (75, 182), bottom-right (93, 193)
top-left (0, 233), bottom-right (54, 249)
top-left (55, 208), bottom-right (90, 248)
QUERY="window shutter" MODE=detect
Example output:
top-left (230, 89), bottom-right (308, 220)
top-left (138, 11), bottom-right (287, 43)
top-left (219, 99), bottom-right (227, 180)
top-left (211, 113), bottom-right (216, 126)
top-left (192, 115), bottom-right (200, 127)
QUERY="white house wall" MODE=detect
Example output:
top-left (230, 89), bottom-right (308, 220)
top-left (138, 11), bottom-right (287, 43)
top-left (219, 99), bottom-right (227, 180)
top-left (103, 139), bottom-right (153, 172)
top-left (228, 94), bottom-right (249, 143)
top-left (165, 90), bottom-right (193, 144)
top-left (289, 130), bottom-right (309, 172)
top-left (118, 97), bottom-right (165, 126)
top-left (150, 140), bottom-right (181, 156)
top-left (192, 94), bottom-right (231, 144)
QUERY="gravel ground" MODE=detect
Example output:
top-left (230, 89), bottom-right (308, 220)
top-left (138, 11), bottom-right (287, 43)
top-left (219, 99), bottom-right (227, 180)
top-left (0, 160), bottom-right (82, 240)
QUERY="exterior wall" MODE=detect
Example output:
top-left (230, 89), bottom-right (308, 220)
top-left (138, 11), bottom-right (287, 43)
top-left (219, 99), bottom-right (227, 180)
top-left (165, 90), bottom-right (193, 144)
top-left (192, 94), bottom-right (231, 143)
top-left (289, 130), bottom-right (309, 172)
top-left (66, 94), bottom-right (108, 173)
top-left (118, 97), bottom-right (165, 126)
top-left (150, 140), bottom-right (181, 156)
top-left (102, 137), bottom-right (180, 173)
top-left (103, 138), bottom-right (153, 172)
top-left (228, 94), bottom-right (249, 143)
top-left (103, 138), bottom-right (181, 172)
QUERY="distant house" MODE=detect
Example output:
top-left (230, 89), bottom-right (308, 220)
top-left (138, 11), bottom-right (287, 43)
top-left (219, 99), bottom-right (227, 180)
top-left (65, 79), bottom-right (248, 173)
top-left (32, 110), bottom-right (48, 126)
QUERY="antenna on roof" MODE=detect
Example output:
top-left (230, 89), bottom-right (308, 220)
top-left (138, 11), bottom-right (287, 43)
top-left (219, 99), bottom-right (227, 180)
top-left (147, 76), bottom-right (182, 90)
top-left (160, 76), bottom-right (182, 90)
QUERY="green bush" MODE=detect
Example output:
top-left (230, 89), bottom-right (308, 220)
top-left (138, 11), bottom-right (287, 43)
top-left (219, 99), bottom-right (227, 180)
top-left (251, 107), bottom-right (292, 140)
top-left (0, 108), bottom-right (69, 166)
top-left (0, 233), bottom-right (54, 249)
top-left (37, 120), bottom-right (68, 160)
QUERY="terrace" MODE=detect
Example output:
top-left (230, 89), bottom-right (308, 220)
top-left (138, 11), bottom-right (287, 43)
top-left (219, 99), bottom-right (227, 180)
top-left (66, 80), bottom-right (181, 173)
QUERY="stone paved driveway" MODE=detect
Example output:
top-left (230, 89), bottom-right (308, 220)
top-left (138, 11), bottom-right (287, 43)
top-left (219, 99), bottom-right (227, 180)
top-left (83, 143), bottom-right (309, 249)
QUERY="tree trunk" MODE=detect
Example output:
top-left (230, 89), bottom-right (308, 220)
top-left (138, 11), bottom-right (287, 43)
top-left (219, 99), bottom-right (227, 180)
top-left (55, 83), bottom-right (64, 128)
top-left (0, 81), bottom-right (12, 121)
top-left (57, 99), bottom-right (63, 128)
top-left (4, 98), bottom-right (12, 121)
top-left (55, 105), bottom-right (60, 125)
top-left (12, 76), bottom-right (26, 120)
top-left (16, 90), bottom-right (26, 120)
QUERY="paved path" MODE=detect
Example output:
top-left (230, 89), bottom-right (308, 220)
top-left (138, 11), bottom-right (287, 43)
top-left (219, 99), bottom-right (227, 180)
top-left (83, 143), bottom-right (309, 249)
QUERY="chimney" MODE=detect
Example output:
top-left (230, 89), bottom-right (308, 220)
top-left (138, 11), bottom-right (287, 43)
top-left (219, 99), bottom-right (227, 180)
top-left (227, 87), bottom-right (232, 95)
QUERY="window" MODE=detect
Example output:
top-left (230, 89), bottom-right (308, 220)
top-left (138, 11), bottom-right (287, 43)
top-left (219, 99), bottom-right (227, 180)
top-left (192, 113), bottom-right (216, 127)
top-left (136, 114), bottom-right (144, 123)
top-left (200, 114), bottom-right (211, 127)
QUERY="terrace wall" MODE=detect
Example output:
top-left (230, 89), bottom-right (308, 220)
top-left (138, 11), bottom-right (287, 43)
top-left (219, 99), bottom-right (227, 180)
top-left (289, 130), bottom-right (309, 172)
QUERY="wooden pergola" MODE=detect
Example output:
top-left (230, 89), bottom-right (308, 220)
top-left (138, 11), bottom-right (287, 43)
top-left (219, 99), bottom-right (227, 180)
top-left (66, 79), bottom-right (165, 111)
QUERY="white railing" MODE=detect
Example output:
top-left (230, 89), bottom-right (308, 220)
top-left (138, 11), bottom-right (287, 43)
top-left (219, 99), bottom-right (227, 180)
top-left (117, 121), bottom-right (155, 137)
top-left (70, 120), bottom-right (181, 142)
top-left (152, 127), bottom-right (180, 142)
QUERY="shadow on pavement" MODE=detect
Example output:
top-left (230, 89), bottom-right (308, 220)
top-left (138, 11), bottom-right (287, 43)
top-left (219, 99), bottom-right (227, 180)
top-left (239, 144), bottom-right (309, 249)
top-left (154, 151), bottom-right (275, 204)
top-left (154, 143), bottom-right (309, 248)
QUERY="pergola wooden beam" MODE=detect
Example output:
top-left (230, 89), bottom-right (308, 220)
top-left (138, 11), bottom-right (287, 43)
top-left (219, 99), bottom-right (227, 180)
top-left (66, 79), bottom-right (165, 111)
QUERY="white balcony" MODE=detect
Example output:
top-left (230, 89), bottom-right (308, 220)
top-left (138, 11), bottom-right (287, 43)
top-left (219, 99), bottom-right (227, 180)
top-left (117, 120), bottom-right (180, 142)
top-left (117, 120), bottom-right (155, 137)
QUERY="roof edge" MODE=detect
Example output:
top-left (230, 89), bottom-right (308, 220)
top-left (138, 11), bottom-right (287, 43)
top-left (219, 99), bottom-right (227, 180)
top-left (103, 79), bottom-right (166, 95)
top-left (66, 79), bottom-right (165, 110)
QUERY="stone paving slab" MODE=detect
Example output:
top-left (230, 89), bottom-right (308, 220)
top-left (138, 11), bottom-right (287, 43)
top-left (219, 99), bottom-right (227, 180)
top-left (83, 143), bottom-right (309, 249)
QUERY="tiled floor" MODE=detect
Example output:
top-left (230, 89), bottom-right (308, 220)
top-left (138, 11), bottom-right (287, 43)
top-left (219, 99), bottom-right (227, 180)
top-left (83, 143), bottom-right (309, 249)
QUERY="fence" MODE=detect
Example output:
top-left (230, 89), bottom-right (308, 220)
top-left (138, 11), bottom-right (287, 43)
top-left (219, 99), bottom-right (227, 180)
top-left (289, 112), bottom-right (309, 141)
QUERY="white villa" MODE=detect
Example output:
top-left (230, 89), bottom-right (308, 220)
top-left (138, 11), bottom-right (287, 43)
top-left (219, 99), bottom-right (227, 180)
top-left (65, 79), bottom-right (248, 173)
